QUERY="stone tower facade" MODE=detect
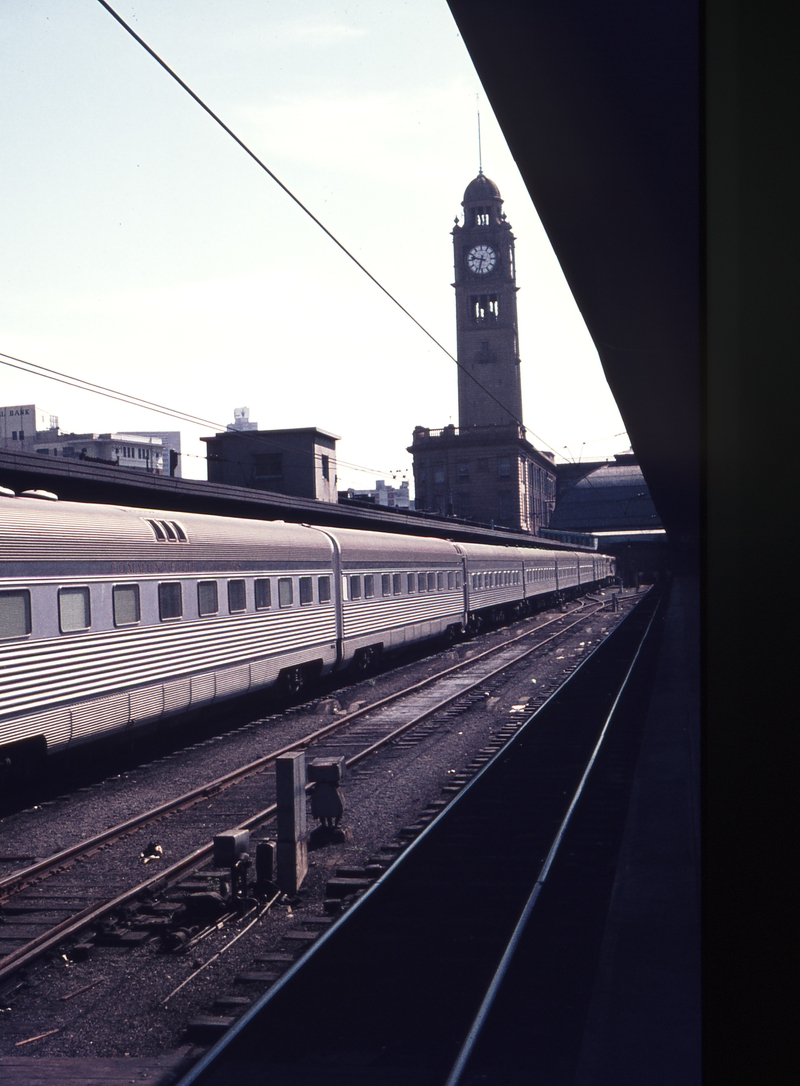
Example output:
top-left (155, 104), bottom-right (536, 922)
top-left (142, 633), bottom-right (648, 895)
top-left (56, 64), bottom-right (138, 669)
top-left (453, 173), bottom-right (524, 429)
top-left (409, 173), bottom-right (556, 534)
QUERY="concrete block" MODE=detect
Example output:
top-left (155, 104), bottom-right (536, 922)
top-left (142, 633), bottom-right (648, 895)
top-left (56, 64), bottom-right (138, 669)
top-left (308, 757), bottom-right (346, 784)
top-left (276, 752), bottom-right (307, 843)
top-left (213, 830), bottom-right (250, 868)
top-left (276, 838), bottom-right (307, 895)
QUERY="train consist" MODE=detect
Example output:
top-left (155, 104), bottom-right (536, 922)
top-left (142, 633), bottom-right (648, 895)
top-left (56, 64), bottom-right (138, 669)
top-left (0, 493), bottom-right (614, 767)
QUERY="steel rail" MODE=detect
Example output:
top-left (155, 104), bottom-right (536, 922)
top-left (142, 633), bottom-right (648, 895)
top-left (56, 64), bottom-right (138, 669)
top-left (0, 597), bottom-right (616, 985)
top-left (0, 598), bottom-right (605, 902)
top-left (443, 592), bottom-right (661, 1086)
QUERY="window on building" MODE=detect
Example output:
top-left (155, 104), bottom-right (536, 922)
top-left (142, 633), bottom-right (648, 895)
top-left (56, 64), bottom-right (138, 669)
top-left (321, 454), bottom-right (330, 481)
top-left (299, 577), bottom-right (314, 605)
top-left (457, 463), bottom-right (469, 481)
top-left (471, 294), bottom-right (499, 324)
top-left (113, 584), bottom-right (140, 626)
top-left (278, 578), bottom-right (293, 608)
top-left (59, 586), bottom-right (91, 632)
top-left (349, 575), bottom-right (362, 600)
top-left (254, 454), bottom-right (283, 480)
top-left (474, 207), bottom-right (490, 226)
top-left (433, 466), bottom-right (446, 484)
top-left (198, 581), bottom-right (219, 615)
top-left (318, 576), bottom-right (331, 603)
top-left (393, 573), bottom-right (402, 595)
top-left (363, 575), bottom-right (374, 599)
top-left (228, 579), bottom-right (247, 612)
top-left (0, 589), bottom-right (31, 639)
top-left (498, 458), bottom-right (511, 478)
top-left (158, 582), bottom-right (182, 621)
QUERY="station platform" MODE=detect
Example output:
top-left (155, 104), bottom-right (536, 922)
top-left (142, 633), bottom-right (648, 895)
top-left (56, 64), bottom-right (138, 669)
top-left (574, 573), bottom-right (701, 1084)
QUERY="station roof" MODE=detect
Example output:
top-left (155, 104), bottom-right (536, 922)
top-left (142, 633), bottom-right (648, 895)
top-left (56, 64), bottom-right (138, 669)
top-left (447, 1), bottom-right (700, 560)
top-left (550, 460), bottom-right (663, 533)
top-left (0, 448), bottom-right (592, 552)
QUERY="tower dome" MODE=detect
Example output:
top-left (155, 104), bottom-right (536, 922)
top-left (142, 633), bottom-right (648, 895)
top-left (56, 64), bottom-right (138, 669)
top-left (463, 173), bottom-right (502, 204)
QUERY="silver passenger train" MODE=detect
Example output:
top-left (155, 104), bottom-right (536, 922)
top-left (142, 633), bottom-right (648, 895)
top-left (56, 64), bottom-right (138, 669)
top-left (0, 494), bottom-right (615, 767)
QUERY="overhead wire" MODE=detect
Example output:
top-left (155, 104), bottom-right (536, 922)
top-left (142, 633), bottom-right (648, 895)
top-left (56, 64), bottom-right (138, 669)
top-left (0, 351), bottom-right (397, 479)
top-left (93, 0), bottom-right (571, 465)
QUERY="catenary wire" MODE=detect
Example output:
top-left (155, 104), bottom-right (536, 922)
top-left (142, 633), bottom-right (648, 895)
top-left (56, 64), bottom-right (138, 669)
top-left (94, 0), bottom-right (568, 463)
top-left (0, 351), bottom-right (395, 479)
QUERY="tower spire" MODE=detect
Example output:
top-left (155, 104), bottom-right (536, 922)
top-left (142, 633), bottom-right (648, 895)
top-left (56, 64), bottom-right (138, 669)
top-left (476, 93), bottom-right (483, 175)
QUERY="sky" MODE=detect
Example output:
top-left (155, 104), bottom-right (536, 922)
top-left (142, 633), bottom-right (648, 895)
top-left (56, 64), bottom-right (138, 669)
top-left (0, 0), bottom-right (628, 490)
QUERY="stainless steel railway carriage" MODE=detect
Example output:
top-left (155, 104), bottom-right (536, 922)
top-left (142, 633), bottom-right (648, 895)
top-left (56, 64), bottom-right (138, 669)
top-left (0, 493), bottom-right (614, 768)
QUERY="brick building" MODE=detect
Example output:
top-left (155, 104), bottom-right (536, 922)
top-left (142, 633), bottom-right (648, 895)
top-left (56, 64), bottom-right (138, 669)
top-left (409, 173), bottom-right (556, 532)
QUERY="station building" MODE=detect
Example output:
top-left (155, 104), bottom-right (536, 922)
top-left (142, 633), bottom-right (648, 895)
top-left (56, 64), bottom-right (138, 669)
top-left (409, 174), bottom-right (556, 532)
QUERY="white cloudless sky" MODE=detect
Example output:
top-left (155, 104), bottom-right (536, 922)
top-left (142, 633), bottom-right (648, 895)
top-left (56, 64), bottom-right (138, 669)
top-left (0, 0), bottom-right (627, 488)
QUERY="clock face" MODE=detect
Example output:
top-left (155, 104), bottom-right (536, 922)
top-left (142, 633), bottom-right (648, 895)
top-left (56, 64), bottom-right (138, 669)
top-left (467, 244), bottom-right (497, 274)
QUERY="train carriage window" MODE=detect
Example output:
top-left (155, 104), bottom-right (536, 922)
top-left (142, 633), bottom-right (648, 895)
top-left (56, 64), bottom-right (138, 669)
top-left (417, 573), bottom-right (426, 592)
top-left (113, 584), bottom-right (140, 626)
top-left (318, 576), bottom-right (331, 604)
top-left (393, 573), bottom-right (402, 595)
top-left (198, 581), bottom-right (219, 615)
top-left (350, 575), bottom-right (362, 600)
top-left (59, 586), bottom-right (91, 632)
top-left (170, 521), bottom-right (187, 542)
top-left (255, 579), bottom-right (271, 609)
top-left (447, 571), bottom-right (455, 590)
top-left (382, 574), bottom-right (392, 596)
top-left (278, 578), bottom-right (294, 608)
top-left (407, 574), bottom-right (416, 593)
top-left (363, 575), bottom-right (374, 599)
top-left (456, 571), bottom-right (462, 589)
top-left (228, 579), bottom-right (247, 612)
top-left (146, 518), bottom-right (166, 541)
top-left (437, 572), bottom-right (444, 591)
top-left (158, 582), bottom-right (183, 621)
top-left (299, 577), bottom-right (314, 605)
top-left (0, 589), bottom-right (31, 639)
top-left (160, 520), bottom-right (178, 542)
top-left (427, 572), bottom-right (436, 592)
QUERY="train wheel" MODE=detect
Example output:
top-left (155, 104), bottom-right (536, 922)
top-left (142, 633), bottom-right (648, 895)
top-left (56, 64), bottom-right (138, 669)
top-left (280, 666), bottom-right (305, 698)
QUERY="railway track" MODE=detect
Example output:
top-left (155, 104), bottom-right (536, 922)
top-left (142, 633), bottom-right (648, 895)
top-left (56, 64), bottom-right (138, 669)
top-left (0, 595), bottom-right (626, 989)
top-left (172, 584), bottom-right (664, 1086)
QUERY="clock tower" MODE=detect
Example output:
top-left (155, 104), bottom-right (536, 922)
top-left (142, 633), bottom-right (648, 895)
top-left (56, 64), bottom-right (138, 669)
top-left (453, 172), bottom-right (523, 428)
top-left (409, 171), bottom-right (556, 533)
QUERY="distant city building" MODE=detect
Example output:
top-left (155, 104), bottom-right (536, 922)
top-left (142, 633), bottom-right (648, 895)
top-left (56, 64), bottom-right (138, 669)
top-left (28, 431), bottom-right (164, 473)
top-left (201, 426), bottom-right (339, 502)
top-left (409, 174), bottom-right (556, 533)
top-left (339, 479), bottom-right (413, 510)
top-left (0, 404), bottom-right (58, 448)
top-left (127, 431), bottom-right (182, 477)
top-left (228, 407), bottom-right (259, 431)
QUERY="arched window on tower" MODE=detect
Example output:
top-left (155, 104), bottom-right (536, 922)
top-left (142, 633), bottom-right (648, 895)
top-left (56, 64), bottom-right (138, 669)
top-left (474, 206), bottom-right (490, 226)
top-left (471, 295), bottom-right (500, 324)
